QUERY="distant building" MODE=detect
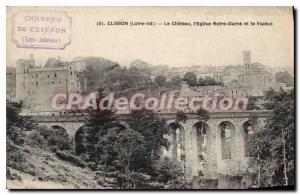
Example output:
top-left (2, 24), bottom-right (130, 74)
top-left (238, 51), bottom-right (276, 89)
top-left (16, 54), bottom-right (87, 111)
top-left (213, 67), bottom-right (224, 83)
top-left (221, 66), bottom-right (243, 86)
top-left (196, 72), bottom-right (214, 80)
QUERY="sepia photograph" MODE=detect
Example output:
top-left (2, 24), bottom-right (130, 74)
top-left (5, 6), bottom-right (295, 190)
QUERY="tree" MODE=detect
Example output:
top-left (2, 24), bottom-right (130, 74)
top-left (116, 128), bottom-right (146, 170)
top-left (248, 89), bottom-right (295, 187)
top-left (176, 111), bottom-right (187, 124)
top-left (196, 108), bottom-right (209, 122)
top-left (247, 113), bottom-right (262, 186)
top-left (7, 102), bottom-right (23, 131)
top-left (194, 108), bottom-right (210, 138)
top-left (264, 89), bottom-right (294, 186)
top-left (169, 75), bottom-right (182, 88)
top-left (7, 101), bottom-right (35, 145)
top-left (7, 101), bottom-right (34, 131)
top-left (115, 128), bottom-right (146, 188)
top-left (152, 157), bottom-right (183, 185)
top-left (154, 75), bottom-right (166, 87)
top-left (183, 72), bottom-right (197, 87)
top-left (276, 71), bottom-right (293, 86)
top-left (128, 109), bottom-right (169, 173)
top-left (198, 77), bottom-right (220, 86)
top-left (81, 109), bottom-right (122, 161)
top-left (94, 126), bottom-right (120, 169)
top-left (83, 107), bottom-right (179, 188)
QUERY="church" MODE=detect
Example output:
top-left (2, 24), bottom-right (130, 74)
top-left (238, 51), bottom-right (276, 89)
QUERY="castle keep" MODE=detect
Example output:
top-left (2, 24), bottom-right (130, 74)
top-left (16, 55), bottom-right (87, 111)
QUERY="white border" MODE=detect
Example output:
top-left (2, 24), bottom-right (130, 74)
top-left (1, 0), bottom-right (298, 194)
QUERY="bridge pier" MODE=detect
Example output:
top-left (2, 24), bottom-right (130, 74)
top-left (30, 110), bottom-right (271, 188)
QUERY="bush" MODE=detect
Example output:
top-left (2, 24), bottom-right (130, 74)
top-left (47, 134), bottom-right (71, 151)
top-left (25, 131), bottom-right (48, 150)
top-left (7, 126), bottom-right (26, 146)
top-left (152, 157), bottom-right (183, 184)
top-left (28, 126), bottom-right (72, 151)
top-left (7, 141), bottom-right (36, 175)
top-left (56, 150), bottom-right (86, 168)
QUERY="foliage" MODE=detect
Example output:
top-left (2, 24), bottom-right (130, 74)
top-left (78, 110), bottom-right (121, 159)
top-left (128, 108), bottom-right (169, 173)
top-left (169, 111), bottom-right (187, 131)
top-left (152, 157), bottom-right (183, 184)
top-left (196, 108), bottom-right (209, 122)
top-left (183, 72), bottom-right (221, 87)
top-left (56, 150), bottom-right (86, 168)
top-left (7, 101), bottom-right (34, 136)
top-left (176, 111), bottom-right (187, 123)
top-left (197, 77), bottom-right (221, 86)
top-left (169, 75), bottom-right (182, 88)
top-left (183, 72), bottom-right (197, 86)
top-left (248, 89), bottom-right (294, 187)
top-left (114, 128), bottom-right (146, 171)
top-left (7, 101), bottom-right (74, 178)
top-left (154, 75), bottom-right (167, 87)
top-left (276, 71), bottom-right (293, 86)
top-left (81, 107), bottom-right (178, 188)
top-left (102, 66), bottom-right (152, 92)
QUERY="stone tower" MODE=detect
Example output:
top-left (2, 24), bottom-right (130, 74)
top-left (243, 51), bottom-right (251, 74)
top-left (16, 54), bottom-right (35, 100)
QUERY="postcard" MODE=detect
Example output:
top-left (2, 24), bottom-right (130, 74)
top-left (6, 6), bottom-right (294, 189)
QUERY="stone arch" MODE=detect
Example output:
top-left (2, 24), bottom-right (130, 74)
top-left (38, 123), bottom-right (70, 137)
top-left (50, 125), bottom-right (68, 135)
top-left (242, 120), bottom-right (256, 157)
top-left (167, 121), bottom-right (186, 162)
top-left (192, 121), bottom-right (210, 177)
top-left (118, 121), bottom-right (130, 130)
top-left (218, 121), bottom-right (235, 160)
top-left (74, 122), bottom-right (129, 155)
top-left (74, 125), bottom-right (88, 155)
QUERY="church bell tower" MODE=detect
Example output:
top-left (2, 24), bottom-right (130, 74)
top-left (243, 51), bottom-right (251, 74)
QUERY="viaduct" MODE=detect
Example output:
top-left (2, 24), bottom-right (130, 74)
top-left (26, 110), bottom-right (272, 188)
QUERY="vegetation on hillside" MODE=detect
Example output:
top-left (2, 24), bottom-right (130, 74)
top-left (247, 89), bottom-right (295, 187)
top-left (7, 101), bottom-right (187, 189)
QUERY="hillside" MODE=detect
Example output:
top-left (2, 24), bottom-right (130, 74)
top-left (6, 140), bottom-right (112, 189)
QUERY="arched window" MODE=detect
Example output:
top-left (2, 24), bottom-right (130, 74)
top-left (219, 122), bottom-right (234, 159)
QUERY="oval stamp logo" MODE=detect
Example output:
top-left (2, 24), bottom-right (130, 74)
top-left (12, 10), bottom-right (71, 49)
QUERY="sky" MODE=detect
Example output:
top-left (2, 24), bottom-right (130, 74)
top-left (7, 7), bottom-right (294, 69)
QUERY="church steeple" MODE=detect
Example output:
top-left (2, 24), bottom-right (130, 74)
top-left (243, 51), bottom-right (251, 74)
